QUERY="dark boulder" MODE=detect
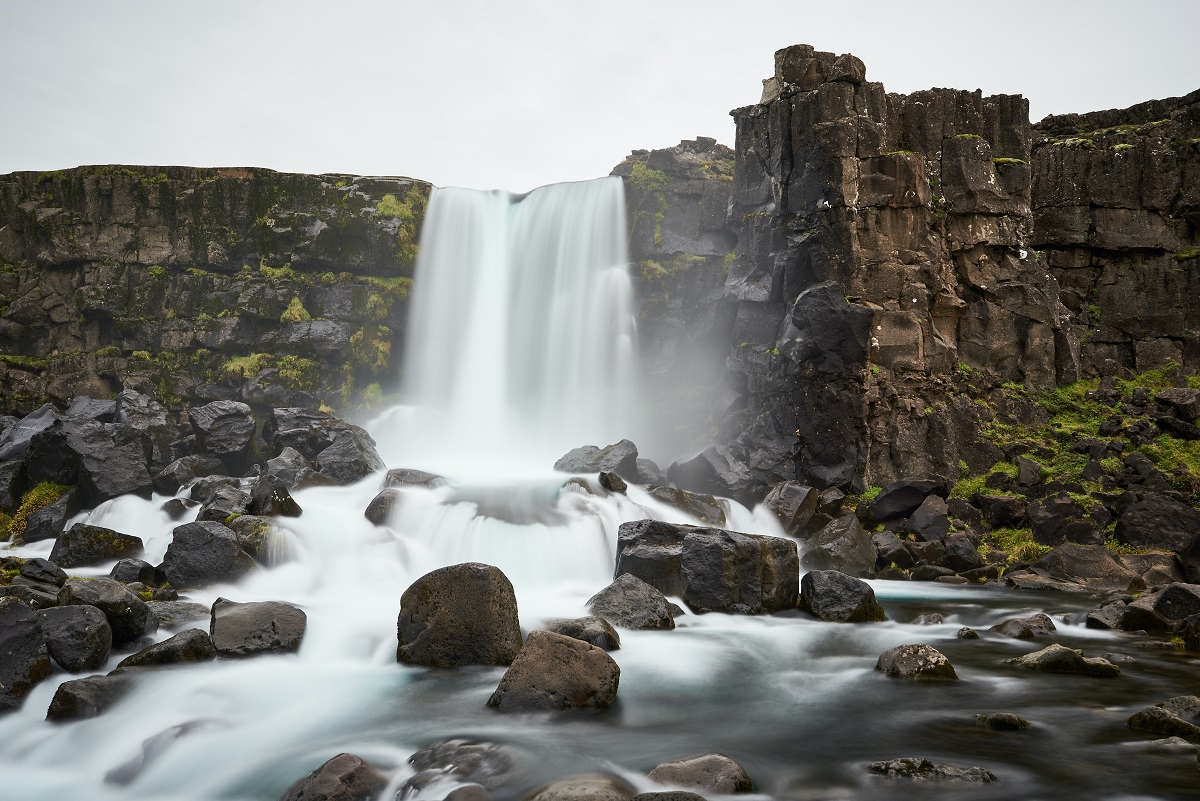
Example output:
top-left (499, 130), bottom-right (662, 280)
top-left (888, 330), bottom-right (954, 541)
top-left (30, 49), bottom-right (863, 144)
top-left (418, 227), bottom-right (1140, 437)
top-left (1030, 545), bottom-right (1137, 591)
top-left (396, 563), bottom-right (522, 667)
top-left (195, 483), bottom-right (252, 523)
top-left (615, 520), bottom-right (688, 596)
top-left (0, 403), bottom-right (60, 462)
top-left (666, 446), bottom-right (753, 504)
top-left (46, 674), bottom-right (133, 721)
top-left (875, 644), bottom-right (958, 680)
top-left (902, 494), bottom-right (951, 542)
top-left (36, 605), bottom-right (111, 672)
top-left (1117, 494), bottom-right (1200, 555)
top-left (21, 488), bottom-right (78, 543)
top-left (801, 513), bottom-right (875, 577)
top-left (116, 628), bottom-right (217, 669)
top-left (644, 486), bottom-right (725, 527)
top-left (867, 478), bottom-right (948, 523)
top-left (19, 558), bottom-right (66, 586)
top-left (49, 523), bottom-right (144, 568)
top-left (1028, 494), bottom-right (1101, 546)
top-left (1156, 388), bottom-right (1200, 422)
top-left (800, 570), bottom-right (886, 622)
top-left (1128, 696), bottom-right (1200, 742)
top-left (65, 396), bottom-right (116, 423)
top-left (160, 521), bottom-right (256, 589)
top-left (210, 598), bottom-right (307, 658)
top-left (25, 417), bottom-right (153, 507)
top-left (249, 474), bottom-right (302, 517)
top-left (58, 578), bottom-right (158, 645)
top-left (0, 597), bottom-right (52, 714)
top-left (153, 455), bottom-right (227, 495)
top-left (646, 753), bottom-right (753, 794)
top-left (1004, 643), bottom-right (1120, 677)
top-left (554, 439), bottom-right (639, 478)
top-left (872, 530), bottom-right (915, 570)
top-left (635, 458), bottom-right (667, 485)
top-left (989, 613), bottom-right (1056, 640)
top-left (279, 754), bottom-right (384, 801)
top-left (1119, 583), bottom-right (1200, 633)
top-left (588, 573), bottom-right (676, 630)
top-left (939, 533), bottom-right (985, 573)
top-left (542, 616), bottom-right (621, 651)
top-left (364, 489), bottom-right (401, 526)
top-left (110, 558), bottom-right (158, 585)
top-left (485, 630), bottom-right (619, 712)
top-left (382, 467), bottom-right (447, 490)
top-left (867, 757), bottom-right (996, 783)
top-left (114, 390), bottom-right (169, 429)
top-left (762, 481), bottom-right (820, 536)
top-left (262, 407), bottom-right (339, 460)
top-left (188, 400), bottom-right (256, 473)
top-left (161, 498), bottom-right (195, 521)
top-left (265, 447), bottom-right (319, 489)
top-left (976, 494), bottom-right (1027, 528)
top-left (315, 428), bottom-right (386, 485)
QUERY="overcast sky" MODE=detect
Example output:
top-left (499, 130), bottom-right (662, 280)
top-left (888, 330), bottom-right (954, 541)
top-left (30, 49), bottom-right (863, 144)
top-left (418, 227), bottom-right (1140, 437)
top-left (2, 1), bottom-right (1198, 193)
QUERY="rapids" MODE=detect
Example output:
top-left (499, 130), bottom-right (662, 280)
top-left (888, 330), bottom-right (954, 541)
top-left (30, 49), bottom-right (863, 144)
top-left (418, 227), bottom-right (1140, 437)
top-left (1, 177), bottom-right (1196, 800)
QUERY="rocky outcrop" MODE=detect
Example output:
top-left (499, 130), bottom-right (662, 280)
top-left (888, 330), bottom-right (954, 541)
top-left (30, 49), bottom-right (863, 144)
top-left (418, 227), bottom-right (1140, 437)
top-left (0, 166), bottom-right (429, 416)
top-left (396, 563), bottom-right (522, 667)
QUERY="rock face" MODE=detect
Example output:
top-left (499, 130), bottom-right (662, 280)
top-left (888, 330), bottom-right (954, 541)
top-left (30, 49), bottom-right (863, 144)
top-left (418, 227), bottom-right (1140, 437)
top-left (396, 563), bottom-right (522, 667)
top-left (646, 754), bottom-right (753, 794)
top-left (279, 753), bottom-right (387, 801)
top-left (800, 570), bottom-right (886, 622)
top-left (612, 520), bottom-right (799, 615)
top-left (0, 167), bottom-right (429, 417)
top-left (210, 599), bottom-right (306, 658)
top-left (875, 644), bottom-right (958, 680)
top-left (486, 630), bottom-right (620, 712)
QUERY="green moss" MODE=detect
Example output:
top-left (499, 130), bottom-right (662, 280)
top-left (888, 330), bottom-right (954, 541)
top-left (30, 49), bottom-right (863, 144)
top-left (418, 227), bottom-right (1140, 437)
top-left (1113, 143), bottom-right (1135, 152)
top-left (363, 382), bottom-right (384, 407)
top-left (628, 162), bottom-right (669, 195)
top-left (844, 486), bottom-right (882, 511)
top-left (987, 527), bottom-right (1050, 562)
top-left (95, 345), bottom-right (121, 357)
top-left (953, 133), bottom-right (983, 140)
top-left (221, 353), bottom-right (272, 379)
top-left (148, 265), bottom-right (166, 280)
top-left (274, 355), bottom-right (319, 392)
top-left (7, 482), bottom-right (69, 542)
top-left (1175, 246), bottom-right (1200, 261)
top-left (640, 259), bottom-right (667, 281)
top-left (280, 296), bottom-right (312, 323)
top-left (992, 157), bottom-right (1027, 165)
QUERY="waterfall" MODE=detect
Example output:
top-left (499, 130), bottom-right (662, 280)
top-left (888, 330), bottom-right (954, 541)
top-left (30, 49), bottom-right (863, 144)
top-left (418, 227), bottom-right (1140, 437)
top-left (381, 176), bottom-right (636, 476)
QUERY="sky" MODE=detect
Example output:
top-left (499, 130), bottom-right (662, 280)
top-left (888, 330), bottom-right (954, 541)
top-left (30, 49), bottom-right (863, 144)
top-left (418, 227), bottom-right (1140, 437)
top-left (1, 1), bottom-right (1198, 193)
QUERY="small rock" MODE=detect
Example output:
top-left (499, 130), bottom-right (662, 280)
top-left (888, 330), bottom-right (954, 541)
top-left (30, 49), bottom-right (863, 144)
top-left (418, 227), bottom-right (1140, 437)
top-left (875, 644), bottom-right (957, 680)
top-left (381, 467), bottom-right (447, 490)
top-left (20, 558), bottom-right (67, 586)
top-left (58, 578), bottom-right (158, 645)
top-left (364, 488), bottom-right (402, 525)
top-left (486, 630), bottom-right (619, 711)
top-left (647, 753), bottom-right (752, 794)
top-left (249, 474), bottom-right (302, 517)
top-left (1004, 643), bottom-right (1121, 677)
top-left (956, 627), bottom-right (981, 640)
top-left (146, 601), bottom-right (210, 629)
top-left (867, 757), bottom-right (997, 783)
top-left (110, 558), bottom-right (158, 585)
top-left (976, 712), bottom-right (1030, 730)
top-left (279, 753), bottom-right (387, 801)
top-left (160, 521), bottom-right (255, 589)
top-left (644, 486), bottom-right (725, 527)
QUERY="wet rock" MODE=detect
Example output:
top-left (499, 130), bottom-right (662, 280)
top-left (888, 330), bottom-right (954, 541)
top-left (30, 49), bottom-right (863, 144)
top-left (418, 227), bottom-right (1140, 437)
top-left (19, 558), bottom-right (66, 587)
top-left (114, 390), bottom-right (169, 429)
top-left (152, 455), bottom-right (227, 495)
top-left (58, 578), bottom-right (158, 645)
top-left (875, 644), bottom-right (958, 680)
top-left (364, 488), bottom-right (402, 525)
top-left (1005, 643), bottom-right (1121, 677)
top-left (902, 494), bottom-right (951, 542)
top-left (0, 597), bottom-right (52, 714)
top-left (225, 515), bottom-right (282, 564)
top-left (956, 627), bottom-right (981, 639)
top-left (542, 616), bottom-right (621, 651)
top-left (486, 630), bottom-right (619, 712)
top-left (524, 773), bottom-right (635, 801)
top-left (554, 440), bottom-right (638, 478)
top-left (116, 628), bottom-right (217, 669)
top-left (644, 486), bottom-right (725, 527)
top-left (146, 601), bottom-right (210, 629)
top-left (196, 483), bottom-right (253, 524)
top-left (279, 753), bottom-right (387, 801)
top-left (46, 674), bottom-right (133, 721)
top-left (21, 488), bottom-right (78, 543)
top-left (666, 446), bottom-right (753, 505)
top-left (397, 563), bottom-right (522, 667)
top-left (868, 478), bottom-right (948, 523)
top-left (161, 498), bottom-right (195, 521)
top-left (867, 757), bottom-right (997, 783)
top-left (872, 530), bottom-right (915, 570)
top-left (614, 521), bottom-right (688, 596)
top-left (1, 581), bottom-right (59, 609)
top-left (37, 605), bottom-right (111, 672)
top-left (800, 570), bottom-right (886, 623)
top-left (599, 471), bottom-right (626, 494)
top-left (249, 474), bottom-right (302, 517)
top-left (188, 400), bottom-right (256, 473)
top-left (801, 513), bottom-right (876, 577)
top-left (646, 753), bottom-right (753, 794)
top-left (761, 481), bottom-right (820, 536)
top-left (315, 427), bottom-right (386, 485)
top-left (210, 598), bottom-right (307, 658)
top-left (381, 467), bottom-right (446, 490)
top-left (160, 521), bottom-right (256, 589)
top-left (1128, 696), bottom-right (1200, 742)
top-left (265, 447), bottom-right (319, 490)
top-left (587, 573), bottom-right (675, 630)
top-left (976, 712), bottom-right (1030, 730)
top-left (110, 558), bottom-right (158, 585)
top-left (0, 404), bottom-right (60, 462)
top-left (25, 417), bottom-right (153, 507)
top-left (49, 523), bottom-right (144, 568)
top-left (405, 739), bottom-right (522, 792)
top-left (635, 458), bottom-right (667, 486)
top-left (1116, 494), bottom-right (1200, 554)
top-left (989, 613), bottom-right (1057, 640)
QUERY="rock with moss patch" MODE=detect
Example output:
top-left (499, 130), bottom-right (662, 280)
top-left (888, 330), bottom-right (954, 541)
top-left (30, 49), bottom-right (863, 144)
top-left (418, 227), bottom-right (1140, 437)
top-left (58, 577), bottom-right (158, 645)
top-left (22, 488), bottom-right (78, 543)
top-left (49, 524), bottom-right (144, 568)
top-left (225, 515), bottom-right (282, 564)
top-left (249, 474), bottom-right (302, 517)
top-left (644, 486), bottom-right (725, 526)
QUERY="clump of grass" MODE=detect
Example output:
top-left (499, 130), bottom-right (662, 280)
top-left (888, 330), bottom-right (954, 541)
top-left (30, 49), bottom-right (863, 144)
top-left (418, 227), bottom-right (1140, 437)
top-left (7, 482), bottom-right (69, 542)
top-left (280, 296), bottom-right (311, 324)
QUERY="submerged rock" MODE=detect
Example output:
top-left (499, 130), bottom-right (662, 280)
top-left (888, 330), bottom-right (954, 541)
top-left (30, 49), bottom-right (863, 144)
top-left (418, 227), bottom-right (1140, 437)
top-left (396, 563), bottom-right (522, 667)
top-left (587, 573), bottom-right (675, 630)
top-left (867, 757), bottom-right (997, 783)
top-left (875, 644), bottom-right (958, 680)
top-left (646, 753), bottom-right (753, 794)
top-left (405, 739), bottom-right (523, 793)
top-left (800, 570), bottom-right (886, 623)
top-left (279, 753), bottom-right (387, 801)
top-left (1128, 696), bottom-right (1200, 742)
top-left (382, 467), bottom-right (447, 490)
top-left (210, 598), bottom-right (306, 658)
top-left (976, 712), bottom-right (1031, 731)
top-left (1004, 643), bottom-right (1121, 677)
top-left (486, 630), bottom-right (619, 712)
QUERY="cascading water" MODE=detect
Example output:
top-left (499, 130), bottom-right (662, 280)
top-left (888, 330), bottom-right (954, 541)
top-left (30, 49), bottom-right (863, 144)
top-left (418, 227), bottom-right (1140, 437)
top-left (2, 178), bottom-right (1197, 801)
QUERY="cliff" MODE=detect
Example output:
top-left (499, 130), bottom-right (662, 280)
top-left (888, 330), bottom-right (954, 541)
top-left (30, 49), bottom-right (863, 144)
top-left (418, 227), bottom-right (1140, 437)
top-left (0, 166), bottom-right (429, 417)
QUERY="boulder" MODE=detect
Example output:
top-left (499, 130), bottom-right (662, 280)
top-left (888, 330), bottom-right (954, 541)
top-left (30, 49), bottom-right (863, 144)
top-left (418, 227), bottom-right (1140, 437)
top-left (867, 757), bottom-right (996, 783)
top-left (152, 455), bottom-right (227, 495)
top-left (225, 515), bottom-right (281, 564)
top-left (0, 403), bottom-right (60, 462)
top-left (646, 753), bottom-right (753, 794)
top-left (278, 754), bottom-right (386, 801)
top-left (114, 390), bottom-right (169, 429)
top-left (1156, 388), bottom-right (1200, 422)
top-left (314, 428), bottom-right (386, 485)
top-left (46, 674), bottom-right (133, 721)
top-left (116, 628), bottom-right (217, 669)
top-left (541, 616), bottom-right (621, 651)
top-left (599, 471), bottom-right (627, 494)
top-left (21, 488), bottom-right (78, 543)
top-left (800, 513), bottom-right (876, 577)
top-left (1, 581), bottom-right (59, 609)
top-left (1028, 494), bottom-right (1101, 546)
top-left (614, 520), bottom-right (690, 596)
top-left (49, 523), bottom-right (144, 568)
top-left (644, 486), bottom-right (725, 527)
top-left (875, 644), bottom-right (958, 680)
top-left (19, 558), bottom-right (67, 586)
top-left (396, 563), bottom-right (522, 667)
top-left (555, 440), bottom-right (638, 478)
top-left (989, 613), bottom-right (1056, 640)
top-left (902, 494), bottom-right (951, 542)
top-left (210, 598), bottom-right (307, 657)
top-left (249, 474), bottom-right (302, 517)
top-left (188, 400), bottom-right (256, 473)
top-left (364, 488), bottom-right (402, 525)
top-left (160, 521), bottom-right (256, 589)
top-left (382, 467), bottom-right (446, 489)
top-left (525, 773), bottom-right (635, 801)
top-left (1030, 545), bottom-right (1137, 591)
top-left (800, 570), bottom-right (886, 622)
top-left (486, 630), bottom-right (619, 711)
top-left (867, 478), bottom-right (948, 523)
top-left (1128, 696), bottom-right (1200, 742)
top-left (762, 481), bottom-right (820, 536)
top-left (263, 408), bottom-right (342, 460)
top-left (872, 530), bottom-right (915, 570)
top-left (0, 597), bottom-right (52, 714)
top-left (265, 447), bottom-right (319, 489)
top-left (195, 483), bottom-right (253, 523)
top-left (666, 446), bottom-right (752, 503)
top-left (976, 494), bottom-right (1027, 528)
top-left (587, 573), bottom-right (676, 630)
top-left (635, 458), bottom-right (667, 486)
top-left (1119, 583), bottom-right (1200, 632)
top-left (976, 712), bottom-right (1030, 730)
top-left (110, 558), bottom-right (159, 585)
top-left (36, 605), bottom-right (111, 672)
top-left (939, 533), bottom-right (985, 573)
top-left (146, 600), bottom-right (210, 629)
top-left (25, 417), bottom-right (152, 507)
top-left (1117, 494), bottom-right (1200, 554)
top-left (161, 498), bottom-right (195, 521)
top-left (58, 578), bottom-right (158, 645)
top-left (1004, 643), bottom-right (1120, 677)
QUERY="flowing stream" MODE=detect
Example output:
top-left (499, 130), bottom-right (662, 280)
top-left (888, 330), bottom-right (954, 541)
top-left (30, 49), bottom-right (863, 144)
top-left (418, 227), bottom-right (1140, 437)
top-left (2, 177), bottom-right (1197, 800)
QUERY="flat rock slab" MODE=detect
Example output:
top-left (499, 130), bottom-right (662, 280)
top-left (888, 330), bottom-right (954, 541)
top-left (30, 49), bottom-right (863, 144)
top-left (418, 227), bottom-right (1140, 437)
top-left (647, 753), bottom-right (753, 794)
top-left (210, 598), bottom-right (306, 658)
top-left (1005, 643), bottom-right (1121, 677)
top-left (49, 524), bottom-right (143, 568)
top-left (875, 644), bottom-right (957, 680)
top-left (279, 753), bottom-right (386, 801)
top-left (486, 630), bottom-right (619, 712)
top-left (868, 757), bottom-right (997, 783)
top-left (397, 563), bottom-right (522, 667)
